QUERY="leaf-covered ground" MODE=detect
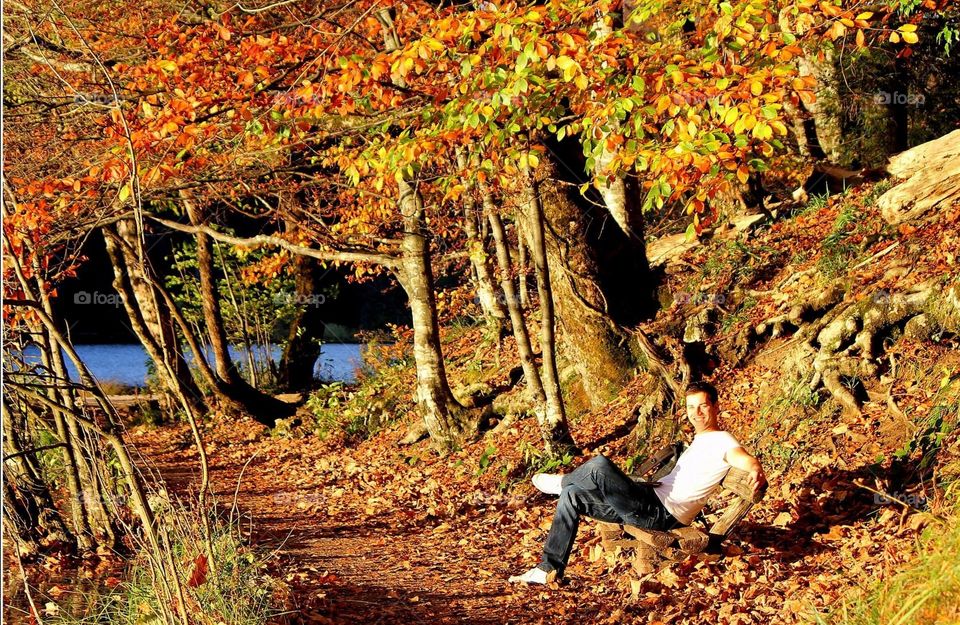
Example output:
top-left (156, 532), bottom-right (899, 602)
top-left (129, 190), bottom-right (960, 625)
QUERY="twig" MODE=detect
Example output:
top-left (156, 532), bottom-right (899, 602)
top-left (853, 480), bottom-right (944, 523)
top-left (851, 242), bottom-right (900, 270)
top-left (231, 449), bottom-right (262, 538)
top-left (3, 442), bottom-right (68, 462)
top-left (3, 524), bottom-right (44, 625)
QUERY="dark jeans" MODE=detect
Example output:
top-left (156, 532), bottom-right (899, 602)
top-left (538, 455), bottom-right (680, 576)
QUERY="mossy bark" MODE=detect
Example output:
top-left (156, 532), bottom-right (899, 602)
top-left (535, 147), bottom-right (655, 408)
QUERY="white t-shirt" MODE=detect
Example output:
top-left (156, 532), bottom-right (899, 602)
top-left (652, 431), bottom-right (742, 525)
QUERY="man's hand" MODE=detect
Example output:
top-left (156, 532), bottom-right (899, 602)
top-left (726, 447), bottom-right (767, 497)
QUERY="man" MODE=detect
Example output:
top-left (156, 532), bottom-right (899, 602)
top-left (510, 381), bottom-right (766, 584)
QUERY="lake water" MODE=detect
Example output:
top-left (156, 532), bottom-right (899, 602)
top-left (19, 343), bottom-right (363, 388)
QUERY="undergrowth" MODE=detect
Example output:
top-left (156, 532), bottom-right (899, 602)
top-left (823, 498), bottom-right (960, 625)
top-left (50, 499), bottom-right (286, 625)
top-left (823, 375), bottom-right (960, 625)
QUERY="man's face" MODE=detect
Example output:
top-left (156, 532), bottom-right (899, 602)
top-left (685, 391), bottom-right (718, 434)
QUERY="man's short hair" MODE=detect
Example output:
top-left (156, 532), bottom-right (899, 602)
top-left (685, 381), bottom-right (718, 404)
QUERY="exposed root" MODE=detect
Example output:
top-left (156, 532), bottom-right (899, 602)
top-left (753, 275), bottom-right (959, 416)
top-left (756, 282), bottom-right (845, 338)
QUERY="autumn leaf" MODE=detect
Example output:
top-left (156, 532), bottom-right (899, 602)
top-left (187, 554), bottom-right (208, 588)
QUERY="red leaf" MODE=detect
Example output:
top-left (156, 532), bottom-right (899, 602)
top-left (187, 554), bottom-right (208, 588)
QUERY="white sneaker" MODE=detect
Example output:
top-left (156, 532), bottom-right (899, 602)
top-left (532, 473), bottom-right (563, 495)
top-left (508, 567), bottom-right (557, 584)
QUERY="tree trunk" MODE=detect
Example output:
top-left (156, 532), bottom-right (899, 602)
top-left (37, 331), bottom-right (95, 550)
top-left (184, 196), bottom-right (244, 385)
top-left (485, 191), bottom-right (545, 405)
top-left (520, 162), bottom-right (577, 454)
top-left (487, 188), bottom-right (578, 451)
top-left (798, 50), bottom-right (844, 164)
top-left (398, 177), bottom-right (475, 448)
top-left (1, 396), bottom-right (76, 549)
top-left (514, 209), bottom-right (532, 311)
top-left (103, 223), bottom-right (207, 418)
top-left (278, 251), bottom-right (326, 392)
top-left (181, 192), bottom-right (292, 426)
top-left (457, 152), bottom-right (509, 335)
top-left (535, 142), bottom-right (650, 408)
top-left (32, 265), bottom-right (117, 546)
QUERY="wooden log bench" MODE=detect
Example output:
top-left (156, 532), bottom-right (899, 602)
top-left (594, 445), bottom-right (766, 575)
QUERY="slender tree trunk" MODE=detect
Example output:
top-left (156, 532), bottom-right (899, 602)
top-left (180, 191), bottom-right (292, 425)
top-left (103, 224), bottom-right (207, 418)
top-left (215, 241), bottom-right (259, 387)
top-left (183, 195), bottom-right (242, 385)
top-left (486, 198), bottom-right (544, 403)
top-left (515, 210), bottom-right (531, 310)
top-left (486, 189), bottom-right (558, 441)
top-left (457, 152), bottom-right (508, 335)
top-left (36, 331), bottom-right (95, 550)
top-left (31, 262), bottom-right (117, 546)
top-left (376, 6), bottom-right (474, 447)
top-left (798, 51), bottom-right (844, 164)
top-left (519, 161), bottom-right (577, 453)
top-left (398, 178), bottom-right (475, 447)
top-left (1, 396), bottom-right (76, 549)
top-left (278, 250), bottom-right (326, 392)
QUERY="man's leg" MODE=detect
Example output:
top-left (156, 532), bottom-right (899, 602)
top-left (560, 455), bottom-right (641, 520)
top-left (539, 484), bottom-right (621, 576)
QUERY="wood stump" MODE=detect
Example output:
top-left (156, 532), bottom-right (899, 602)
top-left (592, 466), bottom-right (766, 578)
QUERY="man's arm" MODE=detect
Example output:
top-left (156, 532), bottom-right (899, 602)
top-left (725, 446), bottom-right (767, 497)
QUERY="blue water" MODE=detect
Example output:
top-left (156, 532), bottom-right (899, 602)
top-left (15, 343), bottom-right (363, 388)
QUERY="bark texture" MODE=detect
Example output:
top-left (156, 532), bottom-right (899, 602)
top-left (536, 142), bottom-right (654, 408)
top-left (398, 178), bottom-right (475, 447)
top-left (879, 129), bottom-right (960, 224)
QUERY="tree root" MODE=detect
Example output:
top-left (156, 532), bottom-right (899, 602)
top-left (754, 276), bottom-right (959, 416)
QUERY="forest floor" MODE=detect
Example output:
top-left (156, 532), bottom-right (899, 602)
top-left (128, 183), bottom-right (960, 625)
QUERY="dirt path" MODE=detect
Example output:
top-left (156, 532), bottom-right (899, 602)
top-left (128, 419), bottom-right (615, 625)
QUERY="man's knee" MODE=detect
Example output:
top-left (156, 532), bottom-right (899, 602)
top-left (558, 485), bottom-right (587, 514)
top-left (587, 454), bottom-right (614, 469)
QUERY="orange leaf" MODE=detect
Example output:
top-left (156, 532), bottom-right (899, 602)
top-left (187, 554), bottom-right (208, 588)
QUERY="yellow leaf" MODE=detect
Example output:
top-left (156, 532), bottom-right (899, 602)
top-left (902, 31), bottom-right (919, 44)
top-left (555, 55), bottom-right (576, 71)
top-left (856, 29), bottom-right (865, 47)
top-left (118, 183), bottom-right (131, 203)
top-left (898, 24), bottom-right (918, 33)
top-left (856, 12), bottom-right (874, 20)
top-left (750, 81), bottom-right (763, 96)
top-left (156, 60), bottom-right (177, 73)
top-left (889, 31), bottom-right (901, 44)
top-left (723, 108), bottom-right (739, 126)
top-left (527, 152), bottom-right (540, 168)
top-left (574, 73), bottom-right (588, 90)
